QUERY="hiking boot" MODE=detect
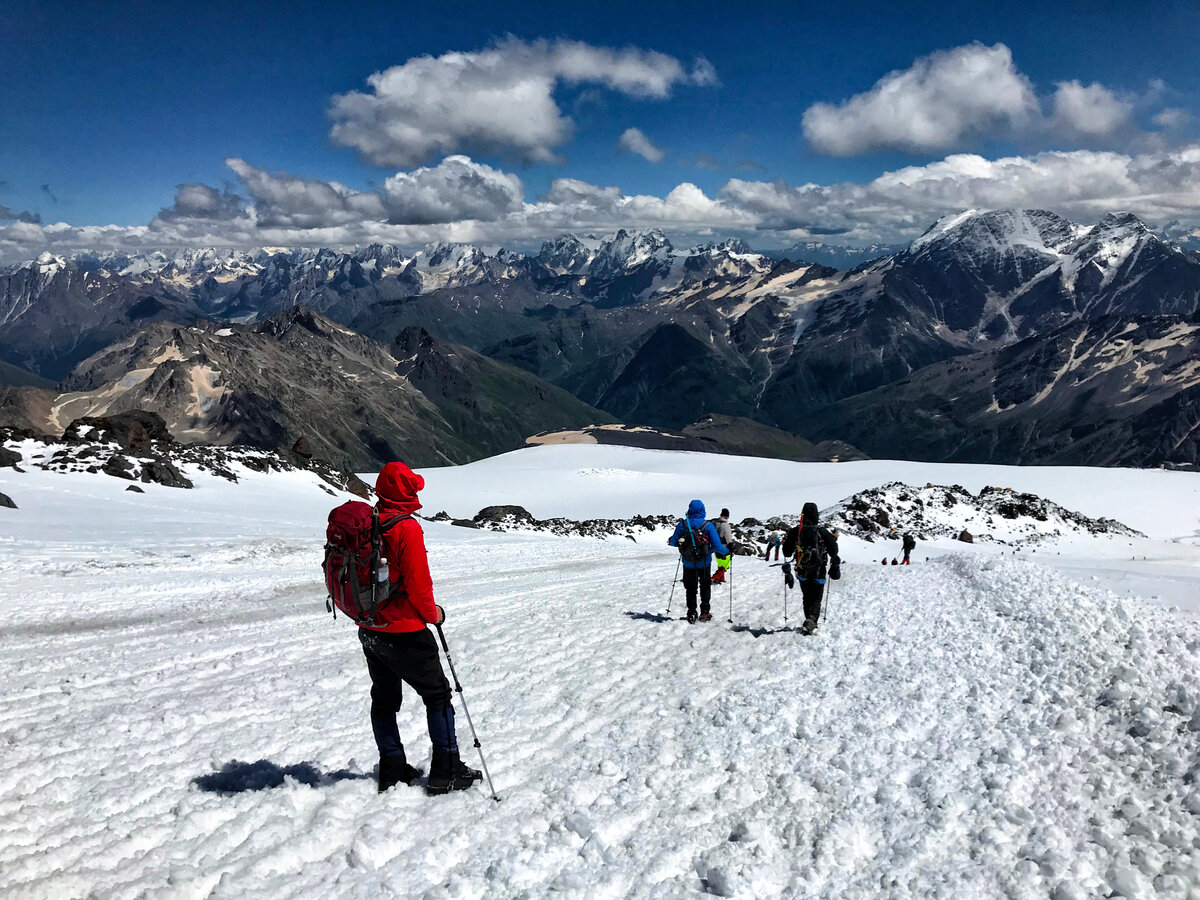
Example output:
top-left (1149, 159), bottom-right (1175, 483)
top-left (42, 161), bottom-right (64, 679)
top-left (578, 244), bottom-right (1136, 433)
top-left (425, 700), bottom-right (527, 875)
top-left (698, 612), bottom-right (713, 622)
top-left (800, 617), bottom-right (818, 636)
top-left (686, 611), bottom-right (698, 624)
top-left (378, 756), bottom-right (423, 793)
top-left (426, 751), bottom-right (482, 795)
top-left (711, 570), bottom-right (725, 584)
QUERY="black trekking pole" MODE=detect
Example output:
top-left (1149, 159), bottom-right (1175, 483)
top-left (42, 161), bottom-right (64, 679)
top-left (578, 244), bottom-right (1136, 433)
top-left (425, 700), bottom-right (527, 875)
top-left (822, 578), bottom-right (831, 625)
top-left (783, 576), bottom-right (788, 625)
top-left (666, 556), bottom-right (681, 614)
top-left (434, 624), bottom-right (499, 802)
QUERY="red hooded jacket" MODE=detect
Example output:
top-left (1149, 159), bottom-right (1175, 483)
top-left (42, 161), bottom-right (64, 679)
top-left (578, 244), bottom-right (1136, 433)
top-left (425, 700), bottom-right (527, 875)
top-left (362, 461), bottom-right (438, 633)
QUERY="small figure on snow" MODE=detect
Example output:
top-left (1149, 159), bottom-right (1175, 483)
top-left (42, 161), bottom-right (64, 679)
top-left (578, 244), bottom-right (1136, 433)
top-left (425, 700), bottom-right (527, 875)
top-left (359, 462), bottom-right (483, 795)
top-left (669, 500), bottom-right (730, 624)
top-left (902, 532), bottom-right (916, 564)
top-left (782, 502), bottom-right (840, 636)
top-left (763, 530), bottom-right (783, 561)
top-left (710, 508), bottom-right (733, 585)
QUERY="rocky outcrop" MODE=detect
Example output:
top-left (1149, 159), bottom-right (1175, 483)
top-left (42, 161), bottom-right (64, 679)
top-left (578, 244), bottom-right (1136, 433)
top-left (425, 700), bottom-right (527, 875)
top-left (2, 411), bottom-right (366, 494)
top-left (822, 482), bottom-right (1140, 547)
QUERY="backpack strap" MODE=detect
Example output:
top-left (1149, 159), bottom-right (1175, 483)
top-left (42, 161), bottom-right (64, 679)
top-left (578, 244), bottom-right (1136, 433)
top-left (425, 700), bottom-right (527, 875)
top-left (379, 513), bottom-right (411, 532)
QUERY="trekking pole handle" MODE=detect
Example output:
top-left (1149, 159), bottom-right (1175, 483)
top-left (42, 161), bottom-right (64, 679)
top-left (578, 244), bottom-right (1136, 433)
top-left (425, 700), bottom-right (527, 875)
top-left (434, 622), bottom-right (450, 654)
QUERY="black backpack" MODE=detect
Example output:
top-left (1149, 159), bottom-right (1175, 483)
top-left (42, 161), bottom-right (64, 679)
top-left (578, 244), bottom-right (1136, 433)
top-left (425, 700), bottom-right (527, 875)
top-left (903, 533), bottom-right (916, 551)
top-left (677, 521), bottom-right (710, 564)
top-left (795, 523), bottom-right (827, 573)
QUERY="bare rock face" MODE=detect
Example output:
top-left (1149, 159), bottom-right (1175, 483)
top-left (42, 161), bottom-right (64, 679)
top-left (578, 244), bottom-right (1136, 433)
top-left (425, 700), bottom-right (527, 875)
top-left (0, 491), bottom-right (15, 509)
top-left (958, 530), bottom-right (974, 544)
top-left (0, 445), bottom-right (20, 468)
top-left (125, 485), bottom-right (145, 493)
top-left (64, 411), bottom-right (173, 450)
top-left (2, 410), bottom-right (361, 497)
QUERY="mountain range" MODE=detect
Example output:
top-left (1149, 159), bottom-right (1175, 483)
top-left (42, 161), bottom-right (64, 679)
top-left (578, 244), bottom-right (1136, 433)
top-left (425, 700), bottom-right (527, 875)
top-left (2, 208), bottom-right (1198, 468)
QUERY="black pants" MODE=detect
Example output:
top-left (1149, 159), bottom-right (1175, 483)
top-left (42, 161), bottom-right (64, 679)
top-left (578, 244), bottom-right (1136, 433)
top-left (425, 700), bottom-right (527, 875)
top-left (358, 627), bottom-right (457, 759)
top-left (682, 565), bottom-right (712, 616)
top-left (798, 578), bottom-right (825, 622)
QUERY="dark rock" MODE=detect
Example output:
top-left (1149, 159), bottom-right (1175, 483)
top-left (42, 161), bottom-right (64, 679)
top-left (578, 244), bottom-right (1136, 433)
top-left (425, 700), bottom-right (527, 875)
top-left (429, 510), bottom-right (452, 521)
top-left (102, 455), bottom-right (135, 480)
top-left (957, 529), bottom-right (974, 544)
top-left (451, 519), bottom-right (479, 528)
top-left (0, 491), bottom-right (15, 509)
top-left (291, 435), bottom-right (313, 460)
top-left (344, 473), bottom-right (371, 500)
top-left (125, 484), bottom-right (145, 493)
top-left (64, 411), bottom-right (173, 450)
top-left (474, 505), bottom-right (536, 524)
top-left (0, 445), bottom-right (20, 468)
top-left (140, 459), bottom-right (193, 489)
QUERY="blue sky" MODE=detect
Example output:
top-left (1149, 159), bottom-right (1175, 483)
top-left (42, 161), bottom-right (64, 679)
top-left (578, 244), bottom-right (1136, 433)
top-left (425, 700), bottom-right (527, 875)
top-left (2, 0), bottom-right (1200, 258)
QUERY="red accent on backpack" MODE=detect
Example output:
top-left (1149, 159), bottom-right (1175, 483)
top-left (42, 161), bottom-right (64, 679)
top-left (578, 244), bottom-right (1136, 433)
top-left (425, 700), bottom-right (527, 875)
top-left (323, 500), bottom-right (408, 625)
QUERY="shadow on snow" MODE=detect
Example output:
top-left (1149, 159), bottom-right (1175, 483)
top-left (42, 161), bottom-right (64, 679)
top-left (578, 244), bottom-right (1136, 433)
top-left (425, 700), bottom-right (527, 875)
top-left (192, 759), bottom-right (372, 794)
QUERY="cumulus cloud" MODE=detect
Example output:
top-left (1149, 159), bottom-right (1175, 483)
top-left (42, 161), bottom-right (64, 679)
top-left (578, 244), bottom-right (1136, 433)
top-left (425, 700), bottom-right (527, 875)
top-left (803, 43), bottom-right (1038, 155)
top-left (225, 158), bottom-right (385, 228)
top-left (11, 146), bottom-right (1200, 263)
top-left (803, 42), bottom-right (1168, 156)
top-left (328, 38), bottom-right (715, 166)
top-left (380, 155), bottom-right (523, 224)
top-left (156, 183), bottom-right (246, 222)
top-left (1050, 80), bottom-right (1133, 137)
top-left (618, 128), bottom-right (666, 163)
top-left (721, 145), bottom-right (1200, 239)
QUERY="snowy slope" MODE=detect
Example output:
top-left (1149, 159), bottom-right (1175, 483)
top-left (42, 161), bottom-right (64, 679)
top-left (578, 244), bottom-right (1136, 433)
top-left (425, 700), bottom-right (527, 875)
top-left (1, 448), bottom-right (1199, 898)
top-left (415, 444), bottom-right (1200, 540)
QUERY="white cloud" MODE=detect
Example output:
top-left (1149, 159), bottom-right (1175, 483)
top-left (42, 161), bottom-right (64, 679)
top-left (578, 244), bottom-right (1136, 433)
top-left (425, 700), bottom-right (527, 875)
top-left (1050, 81), bottom-right (1133, 137)
top-left (802, 42), bottom-right (1170, 156)
top-left (618, 128), bottom-right (666, 163)
top-left (380, 155), bottom-right (524, 224)
top-left (157, 183), bottom-right (246, 221)
top-left (720, 145), bottom-right (1200, 240)
top-left (11, 145), bottom-right (1200, 263)
top-left (1153, 107), bottom-right (1190, 130)
top-left (224, 158), bottom-right (384, 228)
top-left (329, 38), bottom-right (715, 167)
top-left (802, 43), bottom-right (1038, 155)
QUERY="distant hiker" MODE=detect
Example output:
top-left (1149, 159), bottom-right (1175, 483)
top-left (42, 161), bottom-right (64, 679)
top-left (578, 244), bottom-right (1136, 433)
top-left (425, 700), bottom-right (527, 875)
top-left (782, 502), bottom-right (840, 636)
top-left (902, 532), bottom-right (916, 564)
top-left (710, 508), bottom-right (733, 585)
top-left (763, 531), bottom-right (783, 561)
top-left (669, 500), bottom-right (730, 624)
top-left (358, 462), bottom-right (482, 795)
top-left (891, 558), bottom-right (898, 565)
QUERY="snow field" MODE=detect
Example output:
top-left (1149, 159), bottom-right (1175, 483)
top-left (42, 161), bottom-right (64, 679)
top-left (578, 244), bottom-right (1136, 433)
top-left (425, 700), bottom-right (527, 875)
top-left (1, 446), bottom-right (1199, 897)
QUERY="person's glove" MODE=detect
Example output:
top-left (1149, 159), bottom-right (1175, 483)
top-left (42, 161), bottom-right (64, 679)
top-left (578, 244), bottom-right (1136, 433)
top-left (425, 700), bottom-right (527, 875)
top-left (829, 558), bottom-right (841, 581)
top-left (434, 604), bottom-right (446, 625)
top-left (782, 562), bottom-right (794, 589)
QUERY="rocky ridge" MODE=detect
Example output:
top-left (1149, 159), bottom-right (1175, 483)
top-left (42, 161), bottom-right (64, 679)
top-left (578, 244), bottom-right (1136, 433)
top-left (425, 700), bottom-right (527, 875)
top-left (0, 411), bottom-right (370, 497)
top-left (822, 481), bottom-right (1142, 547)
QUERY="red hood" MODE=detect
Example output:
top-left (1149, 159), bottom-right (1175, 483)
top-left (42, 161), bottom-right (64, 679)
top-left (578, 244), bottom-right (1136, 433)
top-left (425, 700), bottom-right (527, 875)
top-left (375, 461), bottom-right (424, 515)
